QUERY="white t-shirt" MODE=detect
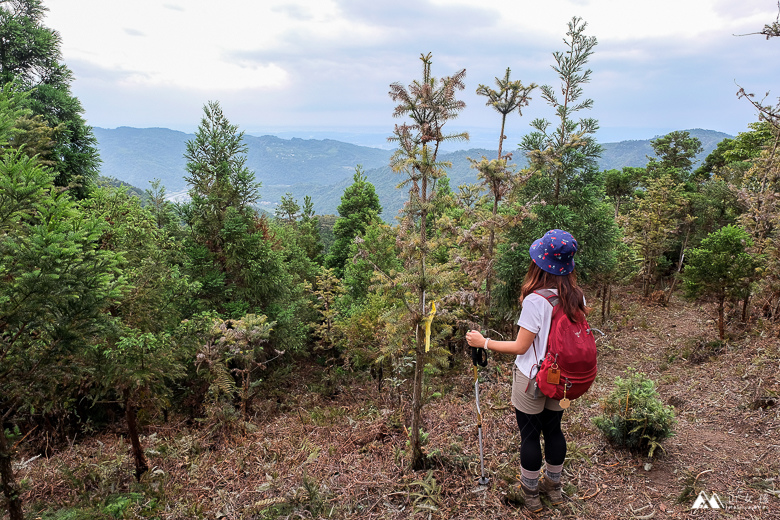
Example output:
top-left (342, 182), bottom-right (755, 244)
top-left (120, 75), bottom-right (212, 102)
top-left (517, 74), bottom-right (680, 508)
top-left (515, 290), bottom-right (556, 377)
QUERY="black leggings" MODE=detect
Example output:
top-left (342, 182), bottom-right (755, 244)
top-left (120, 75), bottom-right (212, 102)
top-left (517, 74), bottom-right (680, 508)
top-left (515, 407), bottom-right (566, 471)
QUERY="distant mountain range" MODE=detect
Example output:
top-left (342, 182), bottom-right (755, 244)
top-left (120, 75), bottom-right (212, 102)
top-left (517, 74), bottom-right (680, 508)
top-left (93, 127), bottom-right (732, 219)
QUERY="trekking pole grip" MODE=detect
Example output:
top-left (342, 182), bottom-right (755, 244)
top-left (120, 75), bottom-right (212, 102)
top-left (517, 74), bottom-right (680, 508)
top-left (471, 345), bottom-right (488, 367)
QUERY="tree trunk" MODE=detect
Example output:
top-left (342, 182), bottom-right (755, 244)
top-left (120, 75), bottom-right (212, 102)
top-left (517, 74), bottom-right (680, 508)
top-left (240, 370), bottom-right (250, 421)
top-left (666, 228), bottom-right (690, 305)
top-left (497, 115), bottom-right (506, 160)
top-left (408, 154), bottom-right (430, 472)
top-left (0, 423), bottom-right (24, 520)
top-left (742, 293), bottom-right (750, 323)
top-left (483, 196), bottom-right (498, 331)
top-left (124, 392), bottom-right (149, 481)
top-left (409, 325), bottom-right (426, 471)
top-left (717, 297), bottom-right (725, 340)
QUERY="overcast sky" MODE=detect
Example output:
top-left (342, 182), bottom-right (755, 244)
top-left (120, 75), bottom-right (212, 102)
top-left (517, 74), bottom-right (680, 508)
top-left (45, 0), bottom-right (779, 148)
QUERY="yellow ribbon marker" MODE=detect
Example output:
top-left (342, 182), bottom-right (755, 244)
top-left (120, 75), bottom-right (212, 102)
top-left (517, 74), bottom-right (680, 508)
top-left (423, 301), bottom-right (436, 352)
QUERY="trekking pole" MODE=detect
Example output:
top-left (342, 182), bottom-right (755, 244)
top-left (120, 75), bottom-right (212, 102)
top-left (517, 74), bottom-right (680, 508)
top-left (470, 343), bottom-right (490, 486)
top-left (589, 327), bottom-right (606, 338)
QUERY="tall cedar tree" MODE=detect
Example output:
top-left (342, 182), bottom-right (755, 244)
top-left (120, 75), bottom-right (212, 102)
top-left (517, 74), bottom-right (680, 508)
top-left (180, 102), bottom-right (298, 353)
top-left (183, 100), bottom-right (260, 257)
top-left (299, 195), bottom-right (325, 265)
top-left (0, 0), bottom-right (100, 199)
top-left (466, 68), bottom-right (535, 330)
top-left (520, 16), bottom-right (601, 206)
top-left (325, 165), bottom-right (382, 278)
top-left (275, 192), bottom-right (300, 225)
top-left (181, 100), bottom-right (260, 313)
top-left (498, 17), bottom-right (619, 319)
top-left (388, 53), bottom-right (467, 470)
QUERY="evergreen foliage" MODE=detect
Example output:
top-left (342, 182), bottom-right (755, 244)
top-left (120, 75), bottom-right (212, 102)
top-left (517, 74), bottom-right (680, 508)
top-left (298, 195), bottom-right (325, 265)
top-left (182, 100), bottom-right (261, 254)
top-left (694, 123), bottom-right (774, 183)
top-left (203, 314), bottom-right (275, 418)
top-left (275, 192), bottom-right (301, 225)
top-left (645, 130), bottom-right (703, 184)
top-left (386, 52), bottom-right (467, 470)
top-left (340, 220), bottom-right (401, 312)
top-left (683, 225), bottom-right (760, 339)
top-left (476, 67), bottom-right (536, 160)
top-left (178, 101), bottom-right (307, 355)
top-left (497, 17), bottom-right (620, 317)
top-left (0, 153), bottom-right (124, 408)
top-left (622, 174), bottom-right (686, 298)
top-left (593, 370), bottom-right (676, 458)
top-left (519, 16), bottom-right (601, 206)
top-left (604, 166), bottom-right (643, 217)
top-left (0, 85), bottom-right (29, 145)
top-left (80, 186), bottom-right (194, 332)
top-left (0, 0), bottom-right (100, 199)
top-left (735, 124), bottom-right (780, 319)
top-left (307, 267), bottom-right (346, 354)
top-left (0, 150), bottom-right (124, 517)
top-left (325, 165), bottom-right (382, 278)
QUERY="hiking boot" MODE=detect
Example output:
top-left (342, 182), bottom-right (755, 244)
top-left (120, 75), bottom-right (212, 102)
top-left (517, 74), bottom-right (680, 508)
top-left (538, 474), bottom-right (563, 505)
top-left (521, 482), bottom-right (543, 513)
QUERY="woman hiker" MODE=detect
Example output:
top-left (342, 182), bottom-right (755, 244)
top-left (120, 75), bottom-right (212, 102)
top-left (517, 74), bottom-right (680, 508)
top-left (466, 229), bottom-right (587, 512)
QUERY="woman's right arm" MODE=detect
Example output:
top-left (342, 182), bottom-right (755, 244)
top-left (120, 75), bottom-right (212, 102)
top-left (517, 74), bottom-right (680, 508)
top-left (465, 328), bottom-right (536, 355)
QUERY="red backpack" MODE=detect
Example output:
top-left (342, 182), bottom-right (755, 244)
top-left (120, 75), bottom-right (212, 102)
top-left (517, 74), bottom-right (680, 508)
top-left (532, 289), bottom-right (598, 403)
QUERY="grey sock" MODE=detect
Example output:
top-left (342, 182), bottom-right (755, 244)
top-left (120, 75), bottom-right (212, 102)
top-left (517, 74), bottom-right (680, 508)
top-left (520, 467), bottom-right (540, 489)
top-left (545, 463), bottom-right (563, 483)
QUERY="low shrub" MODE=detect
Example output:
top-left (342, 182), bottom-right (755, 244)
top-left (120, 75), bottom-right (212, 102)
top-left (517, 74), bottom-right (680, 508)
top-left (593, 369), bottom-right (676, 457)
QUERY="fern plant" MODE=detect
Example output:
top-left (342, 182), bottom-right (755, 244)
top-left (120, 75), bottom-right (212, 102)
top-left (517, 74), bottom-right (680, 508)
top-left (593, 369), bottom-right (676, 458)
top-left (406, 470), bottom-right (442, 513)
top-left (195, 313), bottom-right (276, 421)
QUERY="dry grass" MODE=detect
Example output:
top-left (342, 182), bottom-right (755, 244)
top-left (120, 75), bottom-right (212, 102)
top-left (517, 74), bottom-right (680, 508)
top-left (10, 287), bottom-right (780, 519)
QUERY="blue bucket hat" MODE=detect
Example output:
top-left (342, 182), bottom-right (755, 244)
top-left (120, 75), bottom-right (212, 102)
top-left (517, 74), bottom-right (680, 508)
top-left (529, 229), bottom-right (578, 275)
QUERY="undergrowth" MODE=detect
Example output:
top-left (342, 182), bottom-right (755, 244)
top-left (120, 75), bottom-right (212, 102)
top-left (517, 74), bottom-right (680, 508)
top-left (592, 368), bottom-right (677, 458)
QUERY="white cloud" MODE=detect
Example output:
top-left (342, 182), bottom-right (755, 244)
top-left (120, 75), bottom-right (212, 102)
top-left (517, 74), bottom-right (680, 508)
top-left (42, 0), bottom-right (780, 140)
top-left (47, 0), bottom-right (357, 90)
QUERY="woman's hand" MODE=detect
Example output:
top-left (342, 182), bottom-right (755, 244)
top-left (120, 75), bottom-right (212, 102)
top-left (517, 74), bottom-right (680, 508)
top-left (465, 329), bottom-right (486, 348)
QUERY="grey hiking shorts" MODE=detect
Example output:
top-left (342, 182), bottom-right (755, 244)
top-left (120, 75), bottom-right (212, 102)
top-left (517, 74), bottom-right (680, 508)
top-left (511, 364), bottom-right (564, 415)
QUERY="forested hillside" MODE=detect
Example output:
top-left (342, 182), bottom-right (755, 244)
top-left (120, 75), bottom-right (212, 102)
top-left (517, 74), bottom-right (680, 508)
top-left (93, 127), bottom-right (393, 207)
top-left (93, 126), bottom-right (730, 217)
top-left (2, 4), bottom-right (780, 520)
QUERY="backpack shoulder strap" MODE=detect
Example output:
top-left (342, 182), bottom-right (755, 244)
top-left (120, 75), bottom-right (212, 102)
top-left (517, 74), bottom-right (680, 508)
top-left (534, 289), bottom-right (560, 307)
top-left (530, 289), bottom-right (561, 377)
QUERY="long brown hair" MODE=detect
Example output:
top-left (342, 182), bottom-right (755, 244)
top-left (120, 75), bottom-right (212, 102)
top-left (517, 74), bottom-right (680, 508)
top-left (520, 262), bottom-right (587, 322)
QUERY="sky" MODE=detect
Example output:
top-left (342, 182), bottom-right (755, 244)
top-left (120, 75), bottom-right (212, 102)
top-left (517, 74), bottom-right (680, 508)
top-left (44, 0), bottom-right (780, 149)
